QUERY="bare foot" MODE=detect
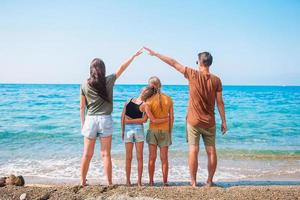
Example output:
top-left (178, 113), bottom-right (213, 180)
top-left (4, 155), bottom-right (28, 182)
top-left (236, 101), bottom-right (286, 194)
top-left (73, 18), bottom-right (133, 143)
top-left (205, 182), bottom-right (216, 187)
top-left (80, 183), bottom-right (89, 187)
top-left (191, 181), bottom-right (197, 187)
top-left (149, 181), bottom-right (154, 186)
top-left (137, 182), bottom-right (143, 187)
top-left (126, 181), bottom-right (131, 186)
top-left (80, 179), bottom-right (88, 187)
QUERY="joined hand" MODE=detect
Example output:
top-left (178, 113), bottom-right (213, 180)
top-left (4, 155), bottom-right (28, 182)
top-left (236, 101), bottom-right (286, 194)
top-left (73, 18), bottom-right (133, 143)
top-left (143, 47), bottom-right (157, 56)
top-left (134, 48), bottom-right (144, 57)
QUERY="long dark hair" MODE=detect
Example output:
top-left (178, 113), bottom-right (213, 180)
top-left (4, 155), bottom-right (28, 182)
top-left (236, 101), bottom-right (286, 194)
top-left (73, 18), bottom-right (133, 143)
top-left (88, 58), bottom-right (110, 102)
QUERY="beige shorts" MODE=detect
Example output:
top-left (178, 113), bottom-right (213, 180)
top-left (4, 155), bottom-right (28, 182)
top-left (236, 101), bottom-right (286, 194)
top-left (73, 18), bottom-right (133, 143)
top-left (186, 124), bottom-right (216, 146)
top-left (146, 129), bottom-right (171, 147)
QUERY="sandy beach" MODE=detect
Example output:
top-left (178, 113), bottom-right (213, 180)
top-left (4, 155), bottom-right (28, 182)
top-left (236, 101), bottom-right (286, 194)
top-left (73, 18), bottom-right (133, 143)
top-left (1, 183), bottom-right (300, 200)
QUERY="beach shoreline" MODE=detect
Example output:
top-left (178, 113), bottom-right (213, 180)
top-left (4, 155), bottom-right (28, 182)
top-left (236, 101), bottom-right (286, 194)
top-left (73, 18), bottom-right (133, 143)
top-left (1, 184), bottom-right (299, 200)
top-left (21, 175), bottom-right (300, 186)
top-left (1, 85), bottom-right (299, 199)
top-left (11, 153), bottom-right (299, 187)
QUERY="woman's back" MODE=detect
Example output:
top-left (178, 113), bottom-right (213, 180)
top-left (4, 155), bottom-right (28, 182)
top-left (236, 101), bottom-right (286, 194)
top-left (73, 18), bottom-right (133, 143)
top-left (147, 93), bottom-right (173, 131)
top-left (80, 74), bottom-right (116, 115)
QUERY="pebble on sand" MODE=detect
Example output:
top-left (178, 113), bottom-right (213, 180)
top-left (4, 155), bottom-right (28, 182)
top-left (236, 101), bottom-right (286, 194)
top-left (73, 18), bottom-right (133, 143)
top-left (20, 193), bottom-right (27, 200)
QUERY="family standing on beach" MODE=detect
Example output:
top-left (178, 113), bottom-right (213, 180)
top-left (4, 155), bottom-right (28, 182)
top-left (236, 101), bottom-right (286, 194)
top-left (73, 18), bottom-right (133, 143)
top-left (79, 47), bottom-right (227, 187)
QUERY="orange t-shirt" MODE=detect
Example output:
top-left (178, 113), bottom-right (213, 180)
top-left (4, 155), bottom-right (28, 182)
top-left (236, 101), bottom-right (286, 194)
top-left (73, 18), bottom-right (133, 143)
top-left (146, 93), bottom-right (173, 131)
top-left (184, 67), bottom-right (222, 129)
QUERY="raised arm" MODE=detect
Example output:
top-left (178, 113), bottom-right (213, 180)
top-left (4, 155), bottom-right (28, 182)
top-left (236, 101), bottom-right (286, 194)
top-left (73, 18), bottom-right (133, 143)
top-left (80, 95), bottom-right (86, 129)
top-left (216, 91), bottom-right (227, 134)
top-left (144, 47), bottom-right (186, 74)
top-left (116, 48), bottom-right (143, 79)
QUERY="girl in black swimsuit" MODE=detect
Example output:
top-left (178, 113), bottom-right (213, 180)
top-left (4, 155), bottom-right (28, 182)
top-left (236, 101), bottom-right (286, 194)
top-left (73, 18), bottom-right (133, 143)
top-left (121, 86), bottom-right (169, 186)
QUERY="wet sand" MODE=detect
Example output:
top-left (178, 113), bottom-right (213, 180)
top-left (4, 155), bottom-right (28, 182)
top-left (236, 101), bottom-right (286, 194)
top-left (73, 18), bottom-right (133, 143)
top-left (1, 184), bottom-right (300, 200)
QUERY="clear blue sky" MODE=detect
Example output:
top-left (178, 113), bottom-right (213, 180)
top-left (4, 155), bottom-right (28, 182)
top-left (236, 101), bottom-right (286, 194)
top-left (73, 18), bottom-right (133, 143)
top-left (1, 0), bottom-right (299, 85)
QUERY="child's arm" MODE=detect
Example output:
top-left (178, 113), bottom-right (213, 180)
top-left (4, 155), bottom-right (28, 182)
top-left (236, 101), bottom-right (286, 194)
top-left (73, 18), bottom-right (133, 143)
top-left (144, 104), bottom-right (169, 124)
top-left (169, 104), bottom-right (174, 143)
top-left (125, 114), bottom-right (148, 124)
top-left (125, 104), bottom-right (168, 124)
top-left (121, 103), bottom-right (127, 140)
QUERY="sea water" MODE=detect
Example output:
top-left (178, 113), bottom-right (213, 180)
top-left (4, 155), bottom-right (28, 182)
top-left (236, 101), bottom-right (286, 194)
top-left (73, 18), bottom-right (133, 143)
top-left (0, 84), bottom-right (299, 184)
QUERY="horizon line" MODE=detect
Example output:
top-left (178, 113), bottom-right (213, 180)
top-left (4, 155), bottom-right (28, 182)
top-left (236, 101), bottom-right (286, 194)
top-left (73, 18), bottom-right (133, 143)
top-left (0, 83), bottom-right (299, 87)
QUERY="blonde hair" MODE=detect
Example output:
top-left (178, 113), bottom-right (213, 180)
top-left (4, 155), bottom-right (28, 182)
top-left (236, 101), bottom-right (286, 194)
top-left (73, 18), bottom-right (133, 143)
top-left (148, 76), bottom-right (163, 110)
top-left (141, 86), bottom-right (155, 102)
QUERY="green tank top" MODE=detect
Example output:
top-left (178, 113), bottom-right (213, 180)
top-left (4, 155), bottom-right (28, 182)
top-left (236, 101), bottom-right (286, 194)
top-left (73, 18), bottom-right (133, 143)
top-left (80, 74), bottom-right (116, 115)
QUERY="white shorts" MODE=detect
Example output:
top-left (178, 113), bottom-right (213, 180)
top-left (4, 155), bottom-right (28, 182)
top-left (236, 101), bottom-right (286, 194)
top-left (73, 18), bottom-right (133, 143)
top-left (81, 115), bottom-right (113, 139)
top-left (124, 123), bottom-right (144, 143)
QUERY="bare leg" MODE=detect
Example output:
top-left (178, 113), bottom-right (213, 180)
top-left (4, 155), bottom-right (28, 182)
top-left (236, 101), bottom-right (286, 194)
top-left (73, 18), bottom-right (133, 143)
top-left (160, 146), bottom-right (169, 185)
top-left (189, 144), bottom-right (199, 187)
top-left (148, 144), bottom-right (157, 186)
top-left (205, 145), bottom-right (217, 187)
top-left (100, 136), bottom-right (112, 185)
top-left (135, 142), bottom-right (144, 186)
top-left (80, 137), bottom-right (96, 186)
top-left (125, 142), bottom-right (134, 186)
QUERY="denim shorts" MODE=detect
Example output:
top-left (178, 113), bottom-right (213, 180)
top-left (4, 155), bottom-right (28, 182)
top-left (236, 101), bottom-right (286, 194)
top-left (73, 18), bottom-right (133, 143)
top-left (81, 115), bottom-right (113, 139)
top-left (124, 123), bottom-right (144, 143)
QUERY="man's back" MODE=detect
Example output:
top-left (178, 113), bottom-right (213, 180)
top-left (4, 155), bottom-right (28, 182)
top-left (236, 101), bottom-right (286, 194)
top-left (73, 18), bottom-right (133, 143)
top-left (184, 67), bottom-right (222, 129)
top-left (143, 47), bottom-right (227, 186)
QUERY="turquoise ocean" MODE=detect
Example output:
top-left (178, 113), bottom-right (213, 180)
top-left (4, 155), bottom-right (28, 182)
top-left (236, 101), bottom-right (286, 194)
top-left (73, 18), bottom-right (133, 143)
top-left (0, 84), bottom-right (299, 184)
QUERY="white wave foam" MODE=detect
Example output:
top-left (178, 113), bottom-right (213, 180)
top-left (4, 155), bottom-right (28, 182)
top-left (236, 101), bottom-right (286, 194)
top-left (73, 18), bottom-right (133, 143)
top-left (0, 156), bottom-right (299, 184)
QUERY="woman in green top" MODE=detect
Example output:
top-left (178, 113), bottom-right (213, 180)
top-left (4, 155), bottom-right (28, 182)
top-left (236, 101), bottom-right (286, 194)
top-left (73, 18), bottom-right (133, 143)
top-left (80, 48), bottom-right (143, 186)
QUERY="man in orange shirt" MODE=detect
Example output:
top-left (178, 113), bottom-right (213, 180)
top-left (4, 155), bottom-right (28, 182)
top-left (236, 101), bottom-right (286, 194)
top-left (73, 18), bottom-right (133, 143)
top-left (144, 47), bottom-right (227, 187)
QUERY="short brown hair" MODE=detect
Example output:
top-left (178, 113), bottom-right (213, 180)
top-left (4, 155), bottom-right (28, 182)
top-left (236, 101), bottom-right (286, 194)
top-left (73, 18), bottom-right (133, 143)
top-left (198, 52), bottom-right (213, 67)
